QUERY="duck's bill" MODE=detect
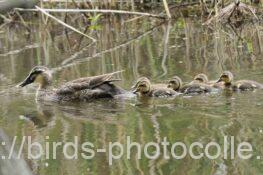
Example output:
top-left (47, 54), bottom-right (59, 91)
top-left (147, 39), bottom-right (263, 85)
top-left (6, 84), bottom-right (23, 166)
top-left (132, 89), bottom-right (138, 94)
top-left (131, 84), bottom-right (137, 93)
top-left (18, 76), bottom-right (33, 87)
top-left (216, 79), bottom-right (222, 83)
top-left (131, 86), bottom-right (139, 94)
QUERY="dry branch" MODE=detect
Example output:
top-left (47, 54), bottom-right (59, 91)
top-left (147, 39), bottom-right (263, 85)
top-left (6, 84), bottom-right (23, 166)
top-left (15, 8), bottom-right (166, 19)
top-left (0, 43), bottom-right (40, 57)
top-left (35, 6), bottom-right (97, 42)
top-left (162, 0), bottom-right (171, 19)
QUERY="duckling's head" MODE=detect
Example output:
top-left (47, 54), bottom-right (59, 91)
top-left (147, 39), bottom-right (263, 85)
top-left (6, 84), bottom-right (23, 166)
top-left (19, 66), bottom-right (52, 88)
top-left (216, 71), bottom-right (233, 84)
top-left (193, 73), bottom-right (209, 83)
top-left (167, 76), bottom-right (182, 91)
top-left (132, 77), bottom-right (152, 94)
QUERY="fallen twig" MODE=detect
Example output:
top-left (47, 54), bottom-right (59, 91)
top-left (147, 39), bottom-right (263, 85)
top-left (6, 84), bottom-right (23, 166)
top-left (0, 43), bottom-right (40, 57)
top-left (15, 8), bottom-right (166, 19)
top-left (35, 6), bottom-right (97, 42)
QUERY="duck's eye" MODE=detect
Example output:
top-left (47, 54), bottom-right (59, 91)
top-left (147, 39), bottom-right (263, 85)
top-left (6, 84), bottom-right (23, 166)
top-left (195, 78), bottom-right (203, 82)
top-left (139, 84), bottom-right (146, 87)
top-left (30, 74), bottom-right (37, 81)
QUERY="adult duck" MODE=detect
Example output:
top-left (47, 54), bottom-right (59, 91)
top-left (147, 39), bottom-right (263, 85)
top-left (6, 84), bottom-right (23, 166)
top-left (18, 66), bottom-right (126, 102)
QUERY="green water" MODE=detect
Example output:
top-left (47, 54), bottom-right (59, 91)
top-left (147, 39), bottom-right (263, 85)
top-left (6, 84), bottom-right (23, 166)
top-left (0, 14), bottom-right (263, 175)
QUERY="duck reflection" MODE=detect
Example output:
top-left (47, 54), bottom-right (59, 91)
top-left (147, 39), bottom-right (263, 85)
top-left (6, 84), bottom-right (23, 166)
top-left (20, 96), bottom-right (131, 129)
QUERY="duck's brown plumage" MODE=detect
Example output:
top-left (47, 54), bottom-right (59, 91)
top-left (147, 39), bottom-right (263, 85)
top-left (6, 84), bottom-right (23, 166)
top-left (56, 72), bottom-right (123, 95)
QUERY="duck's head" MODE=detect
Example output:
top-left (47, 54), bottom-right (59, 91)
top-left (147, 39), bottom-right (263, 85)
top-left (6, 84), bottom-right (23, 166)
top-left (167, 76), bottom-right (182, 91)
top-left (132, 77), bottom-right (152, 94)
top-left (216, 71), bottom-right (233, 84)
top-left (235, 0), bottom-right (240, 6)
top-left (18, 66), bottom-right (52, 88)
top-left (193, 73), bottom-right (209, 83)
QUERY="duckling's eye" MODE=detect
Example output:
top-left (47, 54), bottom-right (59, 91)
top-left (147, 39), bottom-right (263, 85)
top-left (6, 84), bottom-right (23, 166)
top-left (195, 78), bottom-right (203, 82)
top-left (139, 84), bottom-right (146, 87)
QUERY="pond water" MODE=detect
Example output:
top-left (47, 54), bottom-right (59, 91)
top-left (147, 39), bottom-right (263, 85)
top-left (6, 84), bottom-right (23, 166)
top-left (0, 11), bottom-right (263, 175)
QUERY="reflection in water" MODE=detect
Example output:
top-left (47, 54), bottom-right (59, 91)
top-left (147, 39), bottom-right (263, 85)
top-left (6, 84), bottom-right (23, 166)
top-left (0, 10), bottom-right (263, 175)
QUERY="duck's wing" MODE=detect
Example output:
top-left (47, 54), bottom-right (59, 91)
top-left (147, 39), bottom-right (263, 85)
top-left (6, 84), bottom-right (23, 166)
top-left (56, 71), bottom-right (123, 95)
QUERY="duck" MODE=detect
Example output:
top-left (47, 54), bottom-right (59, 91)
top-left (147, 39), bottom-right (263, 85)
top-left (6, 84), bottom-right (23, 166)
top-left (191, 73), bottom-right (224, 89)
top-left (191, 73), bottom-right (209, 84)
top-left (167, 76), bottom-right (183, 92)
top-left (132, 77), bottom-right (178, 97)
top-left (18, 66), bottom-right (126, 102)
top-left (216, 71), bottom-right (263, 91)
top-left (168, 76), bottom-right (213, 94)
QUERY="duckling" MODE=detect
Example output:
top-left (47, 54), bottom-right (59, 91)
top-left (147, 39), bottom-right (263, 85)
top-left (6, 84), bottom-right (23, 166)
top-left (168, 76), bottom-right (213, 94)
top-left (217, 71), bottom-right (263, 91)
top-left (191, 73), bottom-right (209, 84)
top-left (132, 77), bottom-right (178, 97)
top-left (18, 66), bottom-right (126, 102)
top-left (167, 76), bottom-right (183, 92)
top-left (192, 73), bottom-right (224, 89)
